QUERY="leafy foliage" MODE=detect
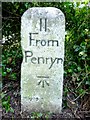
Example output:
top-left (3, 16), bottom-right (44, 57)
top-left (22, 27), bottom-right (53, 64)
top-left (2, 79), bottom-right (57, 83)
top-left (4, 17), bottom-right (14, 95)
top-left (1, 93), bottom-right (14, 113)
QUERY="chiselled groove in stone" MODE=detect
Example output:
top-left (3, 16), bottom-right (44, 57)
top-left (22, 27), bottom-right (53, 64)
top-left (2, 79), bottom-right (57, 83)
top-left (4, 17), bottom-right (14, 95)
top-left (37, 80), bottom-right (49, 88)
top-left (40, 18), bottom-right (47, 31)
top-left (45, 18), bottom-right (47, 31)
top-left (40, 18), bottom-right (42, 31)
top-left (45, 80), bottom-right (49, 86)
top-left (29, 33), bottom-right (38, 46)
top-left (37, 76), bottom-right (49, 78)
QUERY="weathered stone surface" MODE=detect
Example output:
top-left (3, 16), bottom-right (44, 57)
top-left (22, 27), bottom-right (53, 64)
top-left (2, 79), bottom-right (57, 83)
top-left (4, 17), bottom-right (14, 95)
top-left (21, 7), bottom-right (65, 113)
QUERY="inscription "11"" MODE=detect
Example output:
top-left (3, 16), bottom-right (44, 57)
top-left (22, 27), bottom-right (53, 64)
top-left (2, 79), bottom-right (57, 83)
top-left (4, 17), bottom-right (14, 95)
top-left (40, 18), bottom-right (47, 32)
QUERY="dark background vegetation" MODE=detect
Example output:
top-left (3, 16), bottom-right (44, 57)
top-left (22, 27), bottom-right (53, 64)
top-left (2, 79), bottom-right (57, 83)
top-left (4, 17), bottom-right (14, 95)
top-left (2, 2), bottom-right (90, 119)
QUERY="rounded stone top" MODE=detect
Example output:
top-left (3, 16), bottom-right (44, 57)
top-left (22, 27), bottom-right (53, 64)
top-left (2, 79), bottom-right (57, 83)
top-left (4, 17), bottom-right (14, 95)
top-left (22, 7), bottom-right (65, 19)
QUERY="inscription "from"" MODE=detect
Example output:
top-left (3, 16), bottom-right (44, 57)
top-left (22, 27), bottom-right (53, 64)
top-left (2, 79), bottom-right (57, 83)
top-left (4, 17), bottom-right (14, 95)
top-left (29, 33), bottom-right (59, 47)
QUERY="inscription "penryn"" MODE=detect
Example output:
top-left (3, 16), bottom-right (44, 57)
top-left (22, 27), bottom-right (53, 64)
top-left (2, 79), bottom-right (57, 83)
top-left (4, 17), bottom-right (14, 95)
top-left (25, 51), bottom-right (63, 69)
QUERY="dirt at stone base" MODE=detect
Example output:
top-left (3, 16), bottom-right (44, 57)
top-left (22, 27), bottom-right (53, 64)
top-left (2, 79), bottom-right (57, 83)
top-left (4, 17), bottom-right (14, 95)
top-left (2, 81), bottom-right (90, 119)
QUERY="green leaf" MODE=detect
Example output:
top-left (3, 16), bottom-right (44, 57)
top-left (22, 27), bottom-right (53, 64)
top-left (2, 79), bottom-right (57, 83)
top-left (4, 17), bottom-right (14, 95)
top-left (86, 80), bottom-right (90, 85)
top-left (2, 101), bottom-right (8, 106)
top-left (10, 107), bottom-right (14, 113)
top-left (2, 72), bottom-right (6, 77)
top-left (7, 68), bottom-right (12, 73)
